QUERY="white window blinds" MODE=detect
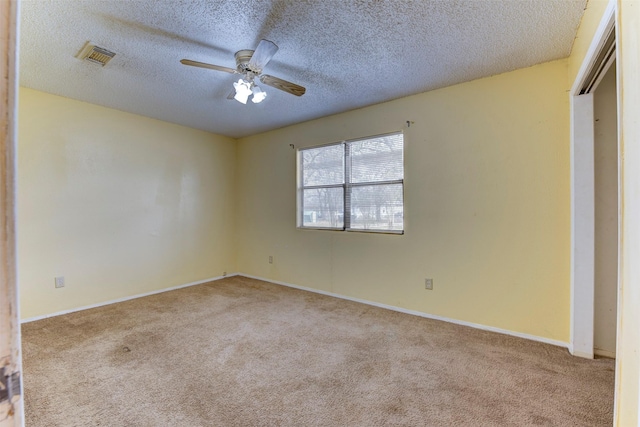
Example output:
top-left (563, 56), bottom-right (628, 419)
top-left (299, 132), bottom-right (404, 233)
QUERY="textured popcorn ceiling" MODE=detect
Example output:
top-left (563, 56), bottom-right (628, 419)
top-left (19, 0), bottom-right (587, 138)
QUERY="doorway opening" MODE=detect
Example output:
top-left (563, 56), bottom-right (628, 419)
top-left (570, 1), bottom-right (619, 359)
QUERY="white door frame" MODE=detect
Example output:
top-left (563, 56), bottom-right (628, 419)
top-left (570, 0), bottom-right (617, 359)
top-left (0, 1), bottom-right (22, 426)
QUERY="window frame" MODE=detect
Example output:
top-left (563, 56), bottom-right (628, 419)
top-left (297, 131), bottom-right (404, 235)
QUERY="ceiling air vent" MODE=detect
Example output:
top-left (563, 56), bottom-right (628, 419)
top-left (77, 42), bottom-right (116, 66)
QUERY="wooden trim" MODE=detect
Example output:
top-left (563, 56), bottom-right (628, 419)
top-left (614, 1), bottom-right (640, 424)
top-left (0, 0), bottom-right (22, 425)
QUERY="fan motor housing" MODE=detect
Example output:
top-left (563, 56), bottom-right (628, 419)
top-left (235, 49), bottom-right (257, 73)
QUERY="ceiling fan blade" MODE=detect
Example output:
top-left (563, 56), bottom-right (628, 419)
top-left (260, 74), bottom-right (306, 97)
top-left (248, 39), bottom-right (278, 71)
top-left (180, 59), bottom-right (237, 74)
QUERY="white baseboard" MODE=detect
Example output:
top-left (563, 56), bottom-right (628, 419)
top-left (240, 273), bottom-right (570, 350)
top-left (571, 349), bottom-right (594, 359)
top-left (21, 272), bottom-right (571, 351)
top-left (20, 273), bottom-right (239, 323)
top-left (594, 348), bottom-right (616, 359)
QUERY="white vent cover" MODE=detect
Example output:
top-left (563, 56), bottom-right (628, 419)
top-left (77, 42), bottom-right (116, 66)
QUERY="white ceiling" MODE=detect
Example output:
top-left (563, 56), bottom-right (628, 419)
top-left (19, 0), bottom-right (587, 138)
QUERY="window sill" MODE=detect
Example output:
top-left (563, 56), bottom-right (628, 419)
top-left (297, 226), bottom-right (404, 235)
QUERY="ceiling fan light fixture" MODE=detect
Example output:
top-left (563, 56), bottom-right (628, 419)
top-left (182, 39), bottom-right (306, 103)
top-left (233, 78), bottom-right (252, 104)
top-left (251, 85), bottom-right (267, 104)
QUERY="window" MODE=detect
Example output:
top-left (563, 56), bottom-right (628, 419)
top-left (298, 132), bottom-right (404, 233)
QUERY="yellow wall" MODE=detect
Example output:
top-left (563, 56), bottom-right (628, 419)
top-left (237, 59), bottom-right (571, 342)
top-left (18, 88), bottom-right (237, 319)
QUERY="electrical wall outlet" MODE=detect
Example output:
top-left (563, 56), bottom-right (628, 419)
top-left (425, 278), bottom-right (433, 290)
top-left (55, 276), bottom-right (65, 288)
top-left (269, 255), bottom-right (273, 264)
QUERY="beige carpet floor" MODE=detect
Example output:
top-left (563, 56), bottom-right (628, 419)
top-left (22, 276), bottom-right (614, 426)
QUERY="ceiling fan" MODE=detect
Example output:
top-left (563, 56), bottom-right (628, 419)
top-left (181, 39), bottom-right (306, 104)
